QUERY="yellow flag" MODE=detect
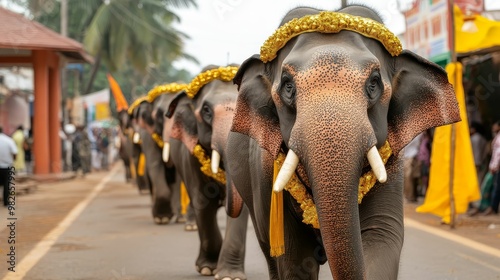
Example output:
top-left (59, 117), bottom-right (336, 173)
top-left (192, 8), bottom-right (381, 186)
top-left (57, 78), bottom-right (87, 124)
top-left (416, 62), bottom-right (480, 224)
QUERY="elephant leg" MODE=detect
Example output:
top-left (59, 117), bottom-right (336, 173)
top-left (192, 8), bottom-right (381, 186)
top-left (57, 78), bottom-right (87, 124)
top-left (359, 156), bottom-right (404, 280)
top-left (148, 160), bottom-right (174, 225)
top-left (214, 205), bottom-right (249, 280)
top-left (184, 201), bottom-right (197, 230)
top-left (190, 181), bottom-right (223, 276)
top-left (168, 169), bottom-right (182, 222)
top-left (123, 158), bottom-right (132, 182)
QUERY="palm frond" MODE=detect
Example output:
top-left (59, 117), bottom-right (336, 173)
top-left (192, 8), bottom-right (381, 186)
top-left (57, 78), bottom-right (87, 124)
top-left (83, 4), bottom-right (112, 55)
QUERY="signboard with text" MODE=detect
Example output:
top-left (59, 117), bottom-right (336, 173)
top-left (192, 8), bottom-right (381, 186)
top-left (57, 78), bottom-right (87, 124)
top-left (404, 0), bottom-right (451, 63)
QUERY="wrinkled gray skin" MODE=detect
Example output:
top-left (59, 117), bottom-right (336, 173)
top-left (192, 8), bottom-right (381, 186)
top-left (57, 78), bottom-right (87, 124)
top-left (133, 101), bottom-right (180, 224)
top-left (166, 69), bottom-right (249, 280)
top-left (117, 110), bottom-right (133, 183)
top-left (153, 94), bottom-right (196, 226)
top-left (129, 107), bottom-right (151, 194)
top-left (226, 6), bottom-right (460, 280)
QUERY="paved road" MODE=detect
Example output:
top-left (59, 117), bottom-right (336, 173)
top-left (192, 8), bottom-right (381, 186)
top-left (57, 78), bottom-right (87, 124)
top-left (1, 165), bottom-right (499, 279)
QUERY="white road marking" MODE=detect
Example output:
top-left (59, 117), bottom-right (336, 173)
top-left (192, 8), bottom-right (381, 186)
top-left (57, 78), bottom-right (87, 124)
top-left (405, 218), bottom-right (500, 259)
top-left (455, 252), bottom-right (500, 272)
top-left (4, 166), bottom-right (119, 280)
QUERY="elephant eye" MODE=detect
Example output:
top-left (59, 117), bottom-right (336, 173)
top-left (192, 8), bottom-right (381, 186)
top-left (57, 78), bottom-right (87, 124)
top-left (201, 103), bottom-right (213, 124)
top-left (366, 70), bottom-right (383, 105)
top-left (280, 74), bottom-right (296, 107)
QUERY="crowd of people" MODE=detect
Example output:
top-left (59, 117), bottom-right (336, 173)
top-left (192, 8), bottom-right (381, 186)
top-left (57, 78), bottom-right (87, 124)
top-left (402, 121), bottom-right (500, 217)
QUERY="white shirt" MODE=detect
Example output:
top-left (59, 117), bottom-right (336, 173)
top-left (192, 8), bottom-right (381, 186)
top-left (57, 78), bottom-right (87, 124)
top-left (0, 133), bottom-right (18, 168)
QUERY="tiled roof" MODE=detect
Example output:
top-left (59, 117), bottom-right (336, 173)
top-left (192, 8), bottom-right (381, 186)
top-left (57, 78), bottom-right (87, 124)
top-left (0, 7), bottom-right (92, 63)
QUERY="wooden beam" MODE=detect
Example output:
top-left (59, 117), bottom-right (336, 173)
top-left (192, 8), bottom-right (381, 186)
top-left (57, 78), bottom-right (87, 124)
top-left (0, 56), bottom-right (33, 64)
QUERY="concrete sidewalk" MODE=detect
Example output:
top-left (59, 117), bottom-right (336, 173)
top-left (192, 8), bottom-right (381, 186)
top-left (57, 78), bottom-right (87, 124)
top-left (404, 200), bottom-right (500, 249)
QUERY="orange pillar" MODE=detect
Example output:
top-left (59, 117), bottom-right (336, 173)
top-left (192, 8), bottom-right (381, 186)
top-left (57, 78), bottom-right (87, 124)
top-left (32, 50), bottom-right (50, 174)
top-left (49, 53), bottom-right (61, 173)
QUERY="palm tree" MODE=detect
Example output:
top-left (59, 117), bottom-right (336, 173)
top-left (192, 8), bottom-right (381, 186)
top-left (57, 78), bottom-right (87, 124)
top-left (15, 0), bottom-right (197, 95)
top-left (83, 0), bottom-right (196, 94)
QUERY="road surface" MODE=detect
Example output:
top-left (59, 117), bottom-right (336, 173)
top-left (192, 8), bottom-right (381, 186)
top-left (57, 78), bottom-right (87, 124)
top-left (1, 165), bottom-right (499, 279)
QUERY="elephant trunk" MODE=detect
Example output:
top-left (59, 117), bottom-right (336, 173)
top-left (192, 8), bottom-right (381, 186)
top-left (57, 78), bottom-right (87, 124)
top-left (293, 104), bottom-right (377, 279)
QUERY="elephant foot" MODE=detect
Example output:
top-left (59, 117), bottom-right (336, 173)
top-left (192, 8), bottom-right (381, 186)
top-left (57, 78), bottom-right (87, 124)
top-left (214, 269), bottom-right (246, 280)
top-left (153, 216), bottom-right (170, 225)
top-left (175, 215), bottom-right (186, 223)
top-left (139, 189), bottom-right (150, 195)
top-left (184, 223), bottom-right (198, 231)
top-left (196, 265), bottom-right (216, 276)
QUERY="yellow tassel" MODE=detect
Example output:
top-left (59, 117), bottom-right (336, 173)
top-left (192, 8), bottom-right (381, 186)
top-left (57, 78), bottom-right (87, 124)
top-left (129, 161), bottom-right (136, 179)
top-left (180, 181), bottom-right (190, 215)
top-left (269, 158), bottom-right (285, 257)
top-left (137, 153), bottom-right (146, 176)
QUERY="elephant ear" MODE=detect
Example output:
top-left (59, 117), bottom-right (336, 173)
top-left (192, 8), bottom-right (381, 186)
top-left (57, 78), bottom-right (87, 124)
top-left (388, 50), bottom-right (461, 155)
top-left (165, 91), bottom-right (199, 153)
top-left (232, 54), bottom-right (282, 158)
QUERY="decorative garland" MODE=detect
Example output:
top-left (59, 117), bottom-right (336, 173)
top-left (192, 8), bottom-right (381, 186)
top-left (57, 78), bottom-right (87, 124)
top-left (192, 144), bottom-right (226, 185)
top-left (151, 133), bottom-right (164, 148)
top-left (260, 11), bottom-right (402, 62)
top-left (185, 66), bottom-right (239, 99)
top-left (275, 141), bottom-right (392, 229)
top-left (147, 83), bottom-right (188, 102)
top-left (127, 96), bottom-right (148, 115)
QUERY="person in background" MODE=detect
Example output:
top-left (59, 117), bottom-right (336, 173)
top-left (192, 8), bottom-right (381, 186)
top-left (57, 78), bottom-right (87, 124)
top-left (467, 122), bottom-right (489, 216)
top-left (24, 129), bottom-right (33, 174)
top-left (12, 125), bottom-right (25, 173)
top-left (484, 121), bottom-right (500, 215)
top-left (0, 127), bottom-right (18, 206)
top-left (404, 133), bottom-right (422, 203)
top-left (72, 126), bottom-right (92, 177)
top-left (470, 122), bottom-right (488, 185)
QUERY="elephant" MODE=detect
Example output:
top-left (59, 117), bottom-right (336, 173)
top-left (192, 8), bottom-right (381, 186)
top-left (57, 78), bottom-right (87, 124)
top-left (116, 109), bottom-right (133, 183)
top-left (129, 99), bottom-right (180, 224)
top-left (150, 91), bottom-right (196, 227)
top-left (163, 65), bottom-right (249, 280)
top-left (226, 5), bottom-right (460, 280)
top-left (129, 102), bottom-right (152, 194)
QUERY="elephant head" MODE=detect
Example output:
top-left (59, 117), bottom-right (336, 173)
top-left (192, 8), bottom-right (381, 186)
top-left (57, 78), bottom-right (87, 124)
top-left (231, 6), bottom-right (460, 279)
top-left (165, 65), bottom-right (244, 217)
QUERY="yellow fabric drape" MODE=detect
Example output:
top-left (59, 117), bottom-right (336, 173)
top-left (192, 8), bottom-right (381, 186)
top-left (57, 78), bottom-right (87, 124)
top-left (416, 62), bottom-right (480, 224)
top-left (137, 153), bottom-right (146, 177)
top-left (180, 182), bottom-right (190, 215)
top-left (454, 6), bottom-right (500, 55)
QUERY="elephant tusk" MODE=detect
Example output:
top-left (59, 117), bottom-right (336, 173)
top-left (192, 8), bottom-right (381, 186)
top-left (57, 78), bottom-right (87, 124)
top-left (273, 149), bottom-right (299, 192)
top-left (211, 150), bottom-right (221, 174)
top-left (367, 146), bottom-right (387, 183)
top-left (133, 132), bottom-right (140, 144)
top-left (162, 143), bottom-right (170, 162)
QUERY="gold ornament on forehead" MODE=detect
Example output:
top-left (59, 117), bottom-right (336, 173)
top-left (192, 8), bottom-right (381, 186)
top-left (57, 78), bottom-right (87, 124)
top-left (127, 96), bottom-right (149, 115)
top-left (147, 83), bottom-right (188, 103)
top-left (260, 11), bottom-right (403, 63)
top-left (185, 66), bottom-right (239, 99)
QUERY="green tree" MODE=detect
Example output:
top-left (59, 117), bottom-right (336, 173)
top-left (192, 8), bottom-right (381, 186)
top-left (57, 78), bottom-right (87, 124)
top-left (15, 0), bottom-right (197, 96)
top-left (83, 0), bottom-right (196, 94)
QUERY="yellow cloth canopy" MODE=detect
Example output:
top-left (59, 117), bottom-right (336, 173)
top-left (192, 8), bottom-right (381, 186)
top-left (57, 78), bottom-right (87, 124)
top-left (455, 6), bottom-right (500, 55)
top-left (416, 62), bottom-right (480, 224)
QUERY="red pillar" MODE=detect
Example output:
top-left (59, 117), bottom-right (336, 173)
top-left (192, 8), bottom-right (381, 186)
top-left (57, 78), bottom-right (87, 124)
top-left (32, 50), bottom-right (50, 174)
top-left (49, 53), bottom-right (61, 173)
